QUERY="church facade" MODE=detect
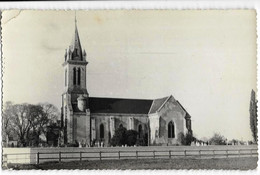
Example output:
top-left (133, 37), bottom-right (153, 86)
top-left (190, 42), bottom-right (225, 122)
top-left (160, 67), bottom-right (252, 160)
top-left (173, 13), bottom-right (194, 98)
top-left (61, 20), bottom-right (192, 147)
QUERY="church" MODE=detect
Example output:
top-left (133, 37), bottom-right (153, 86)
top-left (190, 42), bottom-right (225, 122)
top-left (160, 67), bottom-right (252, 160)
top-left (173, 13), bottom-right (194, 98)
top-left (61, 19), bottom-right (192, 147)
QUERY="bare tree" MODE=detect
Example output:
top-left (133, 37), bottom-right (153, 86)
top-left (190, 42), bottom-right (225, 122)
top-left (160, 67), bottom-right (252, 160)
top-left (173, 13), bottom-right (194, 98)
top-left (26, 103), bottom-right (60, 146)
top-left (3, 102), bottom-right (60, 147)
top-left (2, 101), bottom-right (14, 145)
top-left (39, 103), bottom-right (59, 138)
top-left (250, 89), bottom-right (258, 143)
top-left (4, 103), bottom-right (32, 146)
top-left (26, 104), bottom-right (46, 146)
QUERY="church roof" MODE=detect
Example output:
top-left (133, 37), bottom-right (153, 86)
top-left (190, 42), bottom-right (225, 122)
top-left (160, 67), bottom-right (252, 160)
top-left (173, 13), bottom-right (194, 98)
top-left (71, 96), bottom-right (190, 116)
top-left (88, 97), bottom-right (153, 114)
top-left (176, 100), bottom-right (190, 118)
top-left (148, 96), bottom-right (170, 114)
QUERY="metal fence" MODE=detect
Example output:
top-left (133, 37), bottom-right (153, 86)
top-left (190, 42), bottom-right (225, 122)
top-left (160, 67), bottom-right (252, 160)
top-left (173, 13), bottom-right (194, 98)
top-left (3, 147), bottom-right (257, 165)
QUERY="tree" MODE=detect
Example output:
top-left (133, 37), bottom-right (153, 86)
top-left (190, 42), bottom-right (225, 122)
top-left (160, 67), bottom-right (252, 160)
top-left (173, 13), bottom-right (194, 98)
top-left (46, 122), bottom-right (61, 147)
top-left (27, 103), bottom-right (60, 146)
top-left (249, 89), bottom-right (258, 143)
top-left (209, 133), bottom-right (227, 145)
top-left (136, 133), bottom-right (148, 146)
top-left (185, 132), bottom-right (194, 145)
top-left (3, 102), bottom-right (59, 147)
top-left (39, 103), bottom-right (59, 139)
top-left (2, 101), bottom-right (14, 145)
top-left (125, 130), bottom-right (138, 146)
top-left (6, 103), bottom-right (32, 146)
top-left (111, 126), bottom-right (127, 146)
top-left (26, 104), bottom-right (47, 146)
top-left (231, 139), bottom-right (239, 145)
top-left (111, 127), bottom-right (142, 146)
top-left (178, 132), bottom-right (194, 145)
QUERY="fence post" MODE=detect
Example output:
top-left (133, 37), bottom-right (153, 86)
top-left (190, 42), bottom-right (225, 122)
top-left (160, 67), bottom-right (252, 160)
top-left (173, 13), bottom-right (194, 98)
top-left (213, 150), bottom-right (215, 158)
top-left (36, 152), bottom-right (39, 165)
top-left (153, 151), bottom-right (155, 159)
top-left (169, 151), bottom-right (171, 159)
top-left (251, 149), bottom-right (253, 157)
top-left (199, 150), bottom-right (201, 158)
top-left (3, 154), bottom-right (7, 167)
top-left (80, 152), bottom-right (82, 161)
top-left (99, 151), bottom-right (102, 161)
top-left (136, 151), bottom-right (138, 159)
top-left (59, 152), bottom-right (61, 163)
top-left (118, 151), bottom-right (120, 160)
top-left (238, 149), bottom-right (240, 158)
top-left (184, 150), bottom-right (186, 157)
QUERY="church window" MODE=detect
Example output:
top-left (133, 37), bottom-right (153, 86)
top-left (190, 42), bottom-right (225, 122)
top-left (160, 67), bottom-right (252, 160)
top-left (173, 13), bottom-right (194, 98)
top-left (77, 68), bottom-right (81, 85)
top-left (168, 121), bottom-right (175, 138)
top-left (100, 124), bottom-right (104, 139)
top-left (73, 68), bottom-right (76, 85)
top-left (138, 124), bottom-right (142, 138)
top-left (119, 124), bottom-right (123, 128)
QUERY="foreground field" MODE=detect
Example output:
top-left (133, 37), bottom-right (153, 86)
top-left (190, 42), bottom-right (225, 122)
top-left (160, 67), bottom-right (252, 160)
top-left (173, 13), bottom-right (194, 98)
top-left (7, 157), bottom-right (258, 170)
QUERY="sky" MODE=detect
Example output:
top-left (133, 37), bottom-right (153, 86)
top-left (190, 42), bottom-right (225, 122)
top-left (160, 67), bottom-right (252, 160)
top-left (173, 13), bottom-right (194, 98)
top-left (2, 10), bottom-right (256, 141)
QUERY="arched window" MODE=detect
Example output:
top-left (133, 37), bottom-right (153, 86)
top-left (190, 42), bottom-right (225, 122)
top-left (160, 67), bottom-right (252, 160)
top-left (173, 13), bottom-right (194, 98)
top-left (138, 125), bottom-right (142, 138)
top-left (65, 69), bottom-right (67, 86)
top-left (100, 124), bottom-right (104, 139)
top-left (77, 68), bottom-right (81, 85)
top-left (168, 121), bottom-right (175, 138)
top-left (73, 68), bottom-right (76, 85)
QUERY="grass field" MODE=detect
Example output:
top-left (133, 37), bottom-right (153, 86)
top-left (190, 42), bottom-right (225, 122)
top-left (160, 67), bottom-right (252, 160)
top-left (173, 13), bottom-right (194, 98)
top-left (6, 157), bottom-right (258, 170)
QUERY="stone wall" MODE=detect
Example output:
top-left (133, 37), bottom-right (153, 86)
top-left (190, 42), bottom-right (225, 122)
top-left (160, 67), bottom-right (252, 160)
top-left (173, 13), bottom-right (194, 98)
top-left (74, 112), bottom-right (90, 146)
top-left (148, 113), bottom-right (160, 145)
top-left (90, 114), bottom-right (148, 146)
top-left (149, 96), bottom-right (187, 146)
top-left (3, 148), bottom-right (32, 164)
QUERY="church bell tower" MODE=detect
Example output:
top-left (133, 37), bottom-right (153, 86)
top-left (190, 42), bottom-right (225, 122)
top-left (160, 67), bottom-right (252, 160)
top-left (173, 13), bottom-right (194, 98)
top-left (62, 15), bottom-right (90, 144)
top-left (63, 16), bottom-right (88, 94)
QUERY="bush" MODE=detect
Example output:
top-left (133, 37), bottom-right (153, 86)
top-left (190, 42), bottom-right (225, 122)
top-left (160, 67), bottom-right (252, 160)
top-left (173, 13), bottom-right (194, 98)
top-left (111, 126), bottom-right (127, 146)
top-left (209, 133), bottom-right (227, 145)
top-left (125, 130), bottom-right (138, 146)
top-left (66, 140), bottom-right (79, 147)
top-left (178, 132), bottom-right (194, 145)
top-left (136, 133), bottom-right (148, 146)
top-left (185, 132), bottom-right (194, 145)
top-left (111, 127), bottom-right (144, 146)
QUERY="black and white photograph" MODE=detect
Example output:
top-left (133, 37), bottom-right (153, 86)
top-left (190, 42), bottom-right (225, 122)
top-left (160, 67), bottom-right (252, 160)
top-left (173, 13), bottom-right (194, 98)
top-left (1, 9), bottom-right (258, 170)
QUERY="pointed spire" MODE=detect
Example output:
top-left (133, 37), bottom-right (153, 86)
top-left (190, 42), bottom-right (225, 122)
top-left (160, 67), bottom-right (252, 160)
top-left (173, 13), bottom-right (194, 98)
top-left (69, 11), bottom-right (83, 61)
top-left (75, 11), bottom-right (77, 29)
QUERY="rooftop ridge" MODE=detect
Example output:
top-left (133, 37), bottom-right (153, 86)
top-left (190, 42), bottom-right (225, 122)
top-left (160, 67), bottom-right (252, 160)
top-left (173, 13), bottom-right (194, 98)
top-left (89, 96), bottom-right (154, 101)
